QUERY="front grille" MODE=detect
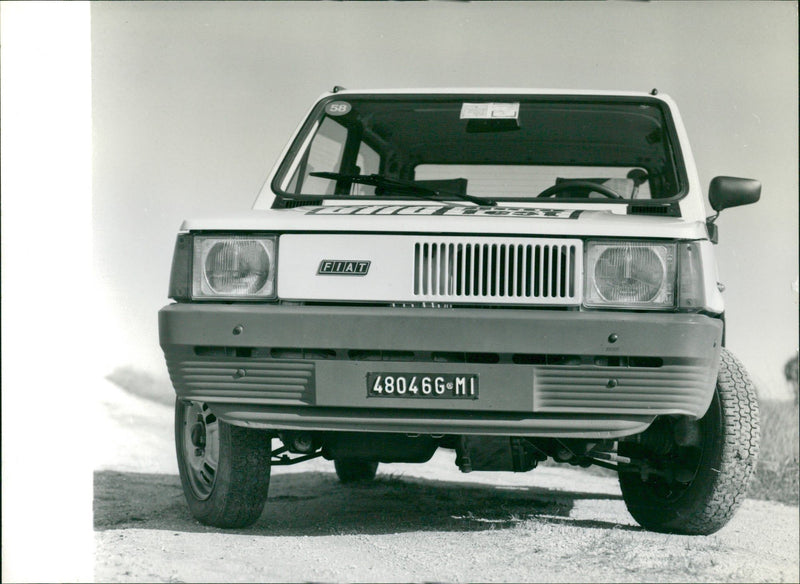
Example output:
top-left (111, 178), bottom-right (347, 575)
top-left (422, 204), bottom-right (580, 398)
top-left (278, 233), bottom-right (582, 305)
top-left (413, 239), bottom-right (581, 304)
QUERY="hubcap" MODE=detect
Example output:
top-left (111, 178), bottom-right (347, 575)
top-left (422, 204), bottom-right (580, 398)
top-left (191, 422), bottom-right (206, 449)
top-left (180, 401), bottom-right (219, 500)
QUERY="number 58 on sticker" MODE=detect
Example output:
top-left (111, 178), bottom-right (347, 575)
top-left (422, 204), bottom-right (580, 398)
top-left (325, 101), bottom-right (351, 116)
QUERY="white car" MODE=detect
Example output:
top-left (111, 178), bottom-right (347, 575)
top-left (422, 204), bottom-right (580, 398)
top-left (159, 88), bottom-right (761, 534)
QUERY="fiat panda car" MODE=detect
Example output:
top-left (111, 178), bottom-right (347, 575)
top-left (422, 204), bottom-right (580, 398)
top-left (159, 88), bottom-right (761, 534)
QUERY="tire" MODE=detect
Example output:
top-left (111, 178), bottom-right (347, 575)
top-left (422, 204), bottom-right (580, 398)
top-left (334, 459), bottom-right (379, 483)
top-left (175, 399), bottom-right (272, 528)
top-left (619, 348), bottom-right (760, 535)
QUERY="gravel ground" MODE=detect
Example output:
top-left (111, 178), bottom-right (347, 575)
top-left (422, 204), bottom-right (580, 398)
top-left (94, 378), bottom-right (800, 583)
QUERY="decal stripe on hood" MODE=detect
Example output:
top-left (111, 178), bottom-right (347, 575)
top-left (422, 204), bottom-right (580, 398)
top-left (302, 204), bottom-right (582, 219)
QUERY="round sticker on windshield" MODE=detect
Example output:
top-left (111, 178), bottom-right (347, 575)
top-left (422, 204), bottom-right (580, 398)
top-left (325, 101), bottom-right (352, 116)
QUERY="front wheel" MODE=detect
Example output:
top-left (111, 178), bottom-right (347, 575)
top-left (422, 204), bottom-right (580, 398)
top-left (175, 399), bottom-right (272, 528)
top-left (619, 348), bottom-right (760, 535)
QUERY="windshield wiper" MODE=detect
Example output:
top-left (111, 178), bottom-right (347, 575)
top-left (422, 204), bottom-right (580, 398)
top-left (308, 172), bottom-right (496, 207)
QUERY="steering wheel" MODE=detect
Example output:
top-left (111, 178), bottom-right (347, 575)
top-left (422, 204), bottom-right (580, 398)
top-left (536, 180), bottom-right (623, 199)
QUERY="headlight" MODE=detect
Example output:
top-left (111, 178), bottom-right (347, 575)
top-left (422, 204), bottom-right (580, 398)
top-left (585, 241), bottom-right (676, 308)
top-left (192, 235), bottom-right (277, 300)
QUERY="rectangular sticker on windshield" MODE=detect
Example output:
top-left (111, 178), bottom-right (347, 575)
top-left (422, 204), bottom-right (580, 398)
top-left (460, 102), bottom-right (519, 120)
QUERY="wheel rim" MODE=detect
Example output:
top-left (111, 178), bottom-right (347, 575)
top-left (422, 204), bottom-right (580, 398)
top-left (643, 444), bottom-right (704, 502)
top-left (179, 401), bottom-right (220, 500)
top-left (623, 398), bottom-right (718, 502)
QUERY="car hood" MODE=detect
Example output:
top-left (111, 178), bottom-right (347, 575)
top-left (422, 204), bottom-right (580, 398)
top-left (180, 204), bottom-right (708, 240)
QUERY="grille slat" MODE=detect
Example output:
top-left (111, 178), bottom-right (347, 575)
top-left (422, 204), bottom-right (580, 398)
top-left (555, 246), bottom-right (562, 297)
top-left (413, 238), bottom-right (581, 304)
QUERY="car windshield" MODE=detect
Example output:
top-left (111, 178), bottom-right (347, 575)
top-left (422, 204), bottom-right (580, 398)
top-left (271, 95), bottom-right (685, 205)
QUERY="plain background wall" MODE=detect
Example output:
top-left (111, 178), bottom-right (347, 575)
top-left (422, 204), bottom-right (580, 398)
top-left (92, 1), bottom-right (798, 397)
top-left (3, 5), bottom-right (94, 581)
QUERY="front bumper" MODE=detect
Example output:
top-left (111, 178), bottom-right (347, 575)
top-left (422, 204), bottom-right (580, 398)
top-left (159, 304), bottom-right (723, 438)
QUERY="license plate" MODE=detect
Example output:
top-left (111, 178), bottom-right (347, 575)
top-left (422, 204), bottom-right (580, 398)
top-left (367, 373), bottom-right (478, 399)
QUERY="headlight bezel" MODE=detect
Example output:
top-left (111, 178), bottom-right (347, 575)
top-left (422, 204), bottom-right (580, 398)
top-left (584, 239), bottom-right (677, 310)
top-left (193, 234), bottom-right (277, 300)
top-left (167, 233), bottom-right (278, 302)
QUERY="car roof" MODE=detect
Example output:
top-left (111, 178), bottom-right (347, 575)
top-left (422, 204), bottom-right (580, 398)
top-left (325, 87), bottom-right (665, 99)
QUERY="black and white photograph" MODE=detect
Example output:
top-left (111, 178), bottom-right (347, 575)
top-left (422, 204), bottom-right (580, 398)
top-left (2, 1), bottom-right (798, 582)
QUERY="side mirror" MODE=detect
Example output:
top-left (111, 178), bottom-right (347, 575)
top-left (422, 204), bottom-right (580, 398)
top-left (708, 176), bottom-right (761, 212)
